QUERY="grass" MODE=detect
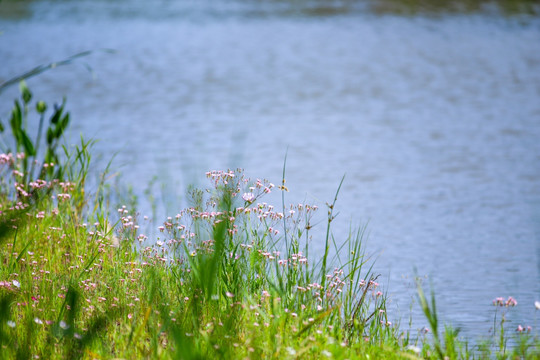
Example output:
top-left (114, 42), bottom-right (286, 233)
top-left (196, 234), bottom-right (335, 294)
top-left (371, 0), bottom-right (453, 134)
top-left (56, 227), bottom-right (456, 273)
top-left (0, 85), bottom-right (539, 359)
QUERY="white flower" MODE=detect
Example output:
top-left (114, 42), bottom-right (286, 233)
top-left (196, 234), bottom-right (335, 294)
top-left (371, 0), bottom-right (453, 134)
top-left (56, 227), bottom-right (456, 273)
top-left (12, 280), bottom-right (20, 288)
top-left (242, 192), bottom-right (255, 202)
top-left (59, 320), bottom-right (69, 330)
top-left (7, 320), bottom-right (15, 328)
top-left (535, 301), bottom-right (540, 310)
top-left (406, 345), bottom-right (421, 354)
top-left (34, 318), bottom-right (43, 325)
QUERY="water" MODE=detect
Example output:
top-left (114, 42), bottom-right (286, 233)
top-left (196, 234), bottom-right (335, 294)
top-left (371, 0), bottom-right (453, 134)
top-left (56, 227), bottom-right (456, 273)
top-left (1, 0), bottom-right (540, 341)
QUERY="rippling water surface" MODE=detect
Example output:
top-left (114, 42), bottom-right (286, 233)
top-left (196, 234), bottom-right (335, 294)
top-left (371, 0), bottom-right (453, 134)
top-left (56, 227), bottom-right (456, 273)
top-left (1, 0), bottom-right (540, 339)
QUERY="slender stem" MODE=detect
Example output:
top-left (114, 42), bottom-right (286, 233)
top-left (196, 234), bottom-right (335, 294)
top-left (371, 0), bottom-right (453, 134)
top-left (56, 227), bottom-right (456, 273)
top-left (321, 175), bottom-right (345, 291)
top-left (281, 149), bottom-right (288, 257)
top-left (29, 113), bottom-right (45, 183)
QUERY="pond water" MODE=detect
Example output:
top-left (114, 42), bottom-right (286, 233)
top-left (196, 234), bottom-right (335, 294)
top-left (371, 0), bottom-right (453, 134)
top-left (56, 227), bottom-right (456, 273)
top-left (1, 0), bottom-right (540, 341)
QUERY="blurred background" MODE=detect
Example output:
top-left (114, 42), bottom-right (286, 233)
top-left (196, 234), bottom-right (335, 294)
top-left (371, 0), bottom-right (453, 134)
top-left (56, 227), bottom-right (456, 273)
top-left (1, 0), bottom-right (540, 340)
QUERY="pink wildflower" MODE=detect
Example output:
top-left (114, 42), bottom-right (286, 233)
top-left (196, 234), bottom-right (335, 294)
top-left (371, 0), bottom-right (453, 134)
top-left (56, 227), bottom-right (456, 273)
top-left (493, 297), bottom-right (505, 306)
top-left (506, 297), bottom-right (518, 307)
top-left (242, 193), bottom-right (255, 202)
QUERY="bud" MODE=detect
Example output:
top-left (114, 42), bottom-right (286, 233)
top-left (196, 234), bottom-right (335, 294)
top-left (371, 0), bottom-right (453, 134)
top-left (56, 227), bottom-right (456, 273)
top-left (36, 101), bottom-right (47, 114)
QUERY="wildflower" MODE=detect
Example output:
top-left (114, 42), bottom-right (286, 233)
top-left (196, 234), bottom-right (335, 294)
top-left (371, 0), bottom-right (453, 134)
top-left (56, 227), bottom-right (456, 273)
top-left (57, 193), bottom-right (71, 201)
top-left (493, 296), bottom-right (517, 307)
top-left (506, 297), bottom-right (518, 307)
top-left (517, 325), bottom-right (524, 333)
top-left (321, 350), bottom-right (332, 358)
top-left (535, 301), bottom-right (540, 310)
top-left (34, 318), bottom-right (43, 325)
top-left (405, 345), bottom-right (421, 354)
top-left (7, 320), bottom-right (15, 328)
top-left (242, 192), bottom-right (255, 202)
top-left (12, 280), bottom-right (20, 288)
top-left (493, 297), bottom-right (505, 306)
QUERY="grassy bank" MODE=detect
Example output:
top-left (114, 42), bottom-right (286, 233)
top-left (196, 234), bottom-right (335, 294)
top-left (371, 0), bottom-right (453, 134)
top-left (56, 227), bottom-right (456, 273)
top-left (0, 85), bottom-right (539, 359)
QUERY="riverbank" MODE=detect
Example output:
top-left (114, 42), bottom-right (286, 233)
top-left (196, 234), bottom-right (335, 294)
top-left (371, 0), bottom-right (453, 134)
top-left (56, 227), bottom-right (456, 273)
top-left (1, 87), bottom-right (539, 359)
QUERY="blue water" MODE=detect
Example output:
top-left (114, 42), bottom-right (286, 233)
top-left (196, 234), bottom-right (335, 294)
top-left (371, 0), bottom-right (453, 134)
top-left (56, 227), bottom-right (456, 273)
top-left (1, 0), bottom-right (540, 341)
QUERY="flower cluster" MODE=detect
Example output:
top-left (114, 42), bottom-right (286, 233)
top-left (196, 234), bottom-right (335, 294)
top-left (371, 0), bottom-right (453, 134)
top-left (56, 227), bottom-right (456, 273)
top-left (492, 296), bottom-right (517, 307)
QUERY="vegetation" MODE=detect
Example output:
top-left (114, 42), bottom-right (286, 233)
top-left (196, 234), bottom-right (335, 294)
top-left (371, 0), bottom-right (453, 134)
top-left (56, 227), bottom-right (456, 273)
top-left (364, 0), bottom-right (539, 16)
top-left (0, 85), bottom-right (539, 359)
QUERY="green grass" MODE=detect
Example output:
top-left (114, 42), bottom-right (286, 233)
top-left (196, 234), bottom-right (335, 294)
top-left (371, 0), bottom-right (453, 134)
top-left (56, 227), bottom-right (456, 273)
top-left (0, 85), bottom-right (539, 359)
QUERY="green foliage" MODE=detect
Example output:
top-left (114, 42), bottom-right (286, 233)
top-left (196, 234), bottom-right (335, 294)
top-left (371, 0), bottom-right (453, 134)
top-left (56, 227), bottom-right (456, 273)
top-left (416, 277), bottom-right (444, 359)
top-left (1, 81), bottom-right (70, 197)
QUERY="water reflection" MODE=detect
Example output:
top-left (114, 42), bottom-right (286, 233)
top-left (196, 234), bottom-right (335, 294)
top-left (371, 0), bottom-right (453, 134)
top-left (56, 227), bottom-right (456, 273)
top-left (0, 0), bottom-right (34, 20)
top-left (1, 0), bottom-right (538, 22)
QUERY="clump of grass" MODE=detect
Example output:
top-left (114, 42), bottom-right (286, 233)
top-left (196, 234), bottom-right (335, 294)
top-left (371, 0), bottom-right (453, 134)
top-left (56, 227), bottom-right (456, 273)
top-left (415, 278), bottom-right (540, 359)
top-left (0, 165), bottom-right (403, 358)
